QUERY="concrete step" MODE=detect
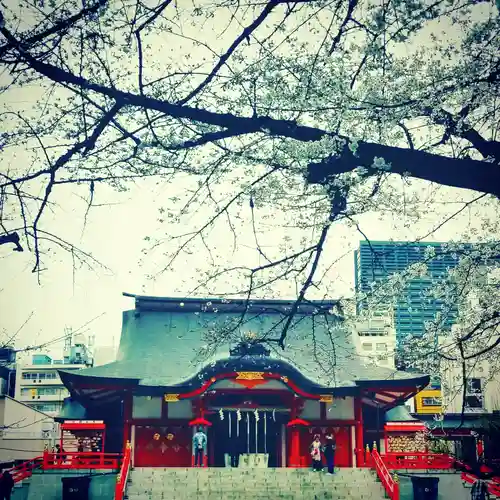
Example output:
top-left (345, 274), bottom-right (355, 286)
top-left (126, 494), bottom-right (382, 500)
top-left (125, 467), bottom-right (387, 500)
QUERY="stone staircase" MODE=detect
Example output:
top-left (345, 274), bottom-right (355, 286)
top-left (126, 467), bottom-right (387, 500)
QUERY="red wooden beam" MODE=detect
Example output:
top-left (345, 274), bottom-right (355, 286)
top-left (61, 422), bottom-right (106, 431)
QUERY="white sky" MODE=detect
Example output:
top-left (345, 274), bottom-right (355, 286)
top-left (1, 175), bottom-right (495, 357)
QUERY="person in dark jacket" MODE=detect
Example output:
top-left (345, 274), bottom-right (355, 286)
top-left (229, 433), bottom-right (243, 468)
top-left (323, 433), bottom-right (336, 474)
top-left (0, 470), bottom-right (15, 500)
top-left (471, 478), bottom-right (490, 500)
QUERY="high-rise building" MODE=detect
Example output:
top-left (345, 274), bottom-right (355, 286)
top-left (354, 241), bottom-right (460, 342)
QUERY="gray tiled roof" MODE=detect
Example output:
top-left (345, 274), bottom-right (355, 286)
top-left (62, 296), bottom-right (427, 390)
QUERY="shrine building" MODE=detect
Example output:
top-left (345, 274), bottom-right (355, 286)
top-left (57, 293), bottom-right (429, 469)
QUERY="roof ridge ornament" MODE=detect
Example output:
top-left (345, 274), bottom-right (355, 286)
top-left (230, 338), bottom-right (270, 357)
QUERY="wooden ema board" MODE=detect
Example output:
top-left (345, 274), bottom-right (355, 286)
top-left (295, 426), bottom-right (352, 467)
top-left (134, 425), bottom-right (192, 467)
top-left (61, 430), bottom-right (103, 451)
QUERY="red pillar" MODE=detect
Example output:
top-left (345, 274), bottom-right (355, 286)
top-left (288, 397), bottom-right (303, 467)
top-left (122, 391), bottom-right (132, 453)
top-left (289, 428), bottom-right (301, 467)
top-left (354, 396), bottom-right (365, 467)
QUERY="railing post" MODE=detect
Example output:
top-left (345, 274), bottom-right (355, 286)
top-left (365, 444), bottom-right (371, 466)
top-left (115, 471), bottom-right (122, 500)
top-left (393, 473), bottom-right (400, 500)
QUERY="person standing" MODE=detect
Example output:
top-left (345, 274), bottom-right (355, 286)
top-left (323, 433), bottom-right (336, 474)
top-left (0, 470), bottom-right (14, 500)
top-left (193, 427), bottom-right (207, 467)
top-left (310, 435), bottom-right (323, 472)
top-left (229, 431), bottom-right (243, 468)
top-left (471, 478), bottom-right (490, 500)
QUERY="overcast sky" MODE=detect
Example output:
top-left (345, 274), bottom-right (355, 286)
top-left (1, 174), bottom-right (494, 358)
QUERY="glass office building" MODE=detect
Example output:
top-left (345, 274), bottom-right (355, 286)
top-left (354, 241), bottom-right (461, 342)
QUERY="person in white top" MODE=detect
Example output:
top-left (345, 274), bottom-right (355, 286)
top-left (310, 434), bottom-right (323, 472)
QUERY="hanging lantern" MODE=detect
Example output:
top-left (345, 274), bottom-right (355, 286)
top-left (219, 409), bottom-right (224, 420)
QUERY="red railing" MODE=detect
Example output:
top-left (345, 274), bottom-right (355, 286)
top-left (372, 449), bottom-right (399, 500)
top-left (380, 453), bottom-right (454, 470)
top-left (461, 472), bottom-right (500, 497)
top-left (115, 442), bottom-right (132, 500)
top-left (42, 451), bottom-right (121, 469)
top-left (461, 466), bottom-right (500, 498)
top-left (1, 457), bottom-right (43, 484)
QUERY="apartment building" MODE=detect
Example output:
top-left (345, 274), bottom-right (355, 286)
top-left (15, 342), bottom-right (93, 416)
top-left (351, 313), bottom-right (397, 369)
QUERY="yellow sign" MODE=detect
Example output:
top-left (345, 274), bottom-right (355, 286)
top-left (319, 395), bottom-right (333, 403)
top-left (236, 372), bottom-right (264, 381)
top-left (164, 394), bottom-right (180, 402)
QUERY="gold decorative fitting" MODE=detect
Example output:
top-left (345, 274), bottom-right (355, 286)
top-left (236, 372), bottom-right (264, 380)
top-left (210, 377), bottom-right (216, 382)
top-left (164, 394), bottom-right (180, 402)
top-left (280, 376), bottom-right (289, 383)
top-left (153, 433), bottom-right (160, 441)
top-left (320, 395), bottom-right (333, 403)
top-left (126, 441), bottom-right (132, 449)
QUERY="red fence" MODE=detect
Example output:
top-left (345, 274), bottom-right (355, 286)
top-left (461, 466), bottom-right (500, 498)
top-left (3, 458), bottom-right (43, 484)
top-left (372, 449), bottom-right (400, 500)
top-left (42, 451), bottom-right (121, 469)
top-left (380, 452), bottom-right (454, 470)
top-left (0, 452), bottom-right (121, 487)
top-left (115, 442), bottom-right (132, 500)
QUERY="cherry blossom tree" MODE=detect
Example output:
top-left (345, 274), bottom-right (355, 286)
top-left (0, 1), bottom-right (498, 371)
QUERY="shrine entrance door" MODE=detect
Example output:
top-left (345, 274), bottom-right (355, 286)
top-left (134, 424), bottom-right (191, 467)
top-left (209, 410), bottom-right (286, 467)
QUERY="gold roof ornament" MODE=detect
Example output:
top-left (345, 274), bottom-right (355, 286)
top-left (320, 395), bottom-right (333, 403)
top-left (164, 394), bottom-right (180, 402)
top-left (236, 372), bottom-right (264, 380)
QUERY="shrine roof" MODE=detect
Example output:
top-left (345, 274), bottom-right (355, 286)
top-left (60, 294), bottom-right (428, 400)
top-left (385, 405), bottom-right (420, 422)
